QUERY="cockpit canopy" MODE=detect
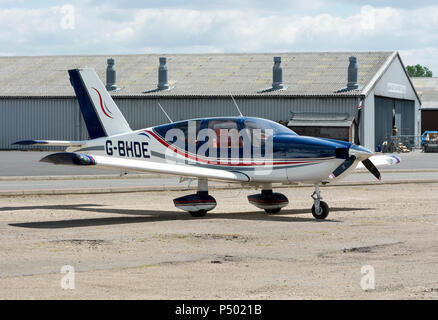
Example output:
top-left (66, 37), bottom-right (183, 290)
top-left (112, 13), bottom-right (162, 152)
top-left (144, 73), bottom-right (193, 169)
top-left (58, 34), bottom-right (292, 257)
top-left (153, 117), bottom-right (296, 144)
top-left (152, 117), bottom-right (343, 160)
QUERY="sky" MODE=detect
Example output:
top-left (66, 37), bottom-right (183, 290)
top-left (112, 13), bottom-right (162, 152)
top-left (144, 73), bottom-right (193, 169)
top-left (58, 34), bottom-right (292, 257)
top-left (1, 0), bottom-right (438, 74)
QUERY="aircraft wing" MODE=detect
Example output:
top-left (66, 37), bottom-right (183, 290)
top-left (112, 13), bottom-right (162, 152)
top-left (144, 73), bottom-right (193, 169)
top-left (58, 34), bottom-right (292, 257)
top-left (356, 154), bottom-right (401, 169)
top-left (40, 152), bottom-right (250, 182)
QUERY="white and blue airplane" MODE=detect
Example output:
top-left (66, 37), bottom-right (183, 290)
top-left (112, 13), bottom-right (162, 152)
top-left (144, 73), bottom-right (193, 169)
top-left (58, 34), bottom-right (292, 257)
top-left (14, 68), bottom-right (401, 219)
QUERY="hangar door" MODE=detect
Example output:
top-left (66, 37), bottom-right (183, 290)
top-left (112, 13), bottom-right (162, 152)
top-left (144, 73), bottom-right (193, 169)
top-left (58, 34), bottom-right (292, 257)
top-left (421, 110), bottom-right (438, 132)
top-left (374, 96), bottom-right (415, 149)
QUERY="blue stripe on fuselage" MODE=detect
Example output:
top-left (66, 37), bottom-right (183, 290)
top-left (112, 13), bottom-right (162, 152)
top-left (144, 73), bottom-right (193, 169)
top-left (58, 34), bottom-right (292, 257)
top-left (273, 135), bottom-right (349, 159)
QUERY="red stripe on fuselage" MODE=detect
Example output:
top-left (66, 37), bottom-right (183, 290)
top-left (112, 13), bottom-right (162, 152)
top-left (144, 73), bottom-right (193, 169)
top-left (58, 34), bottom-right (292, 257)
top-left (146, 130), bottom-right (321, 167)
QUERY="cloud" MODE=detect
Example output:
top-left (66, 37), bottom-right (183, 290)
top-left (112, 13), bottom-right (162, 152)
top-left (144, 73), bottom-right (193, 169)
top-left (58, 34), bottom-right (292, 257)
top-left (89, 5), bottom-right (438, 52)
top-left (0, 0), bottom-right (23, 4)
top-left (84, 0), bottom-right (325, 13)
top-left (0, 3), bottom-right (437, 73)
top-left (334, 0), bottom-right (437, 10)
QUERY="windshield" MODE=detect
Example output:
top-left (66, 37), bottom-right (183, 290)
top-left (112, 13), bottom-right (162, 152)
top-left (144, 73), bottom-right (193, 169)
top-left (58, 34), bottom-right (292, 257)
top-left (244, 118), bottom-right (296, 136)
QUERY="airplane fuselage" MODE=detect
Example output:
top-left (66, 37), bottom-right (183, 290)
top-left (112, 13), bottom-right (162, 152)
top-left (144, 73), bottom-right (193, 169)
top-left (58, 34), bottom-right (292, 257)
top-left (71, 116), bottom-right (362, 184)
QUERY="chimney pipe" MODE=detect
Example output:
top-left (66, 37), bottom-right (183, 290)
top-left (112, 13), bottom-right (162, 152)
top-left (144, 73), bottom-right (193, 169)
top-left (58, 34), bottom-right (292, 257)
top-left (157, 57), bottom-right (169, 90)
top-left (106, 58), bottom-right (117, 91)
top-left (347, 56), bottom-right (359, 90)
top-left (272, 56), bottom-right (284, 90)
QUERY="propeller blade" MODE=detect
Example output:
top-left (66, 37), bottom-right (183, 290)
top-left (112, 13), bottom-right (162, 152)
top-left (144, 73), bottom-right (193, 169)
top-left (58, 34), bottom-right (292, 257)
top-left (362, 158), bottom-right (381, 181)
top-left (330, 156), bottom-right (356, 179)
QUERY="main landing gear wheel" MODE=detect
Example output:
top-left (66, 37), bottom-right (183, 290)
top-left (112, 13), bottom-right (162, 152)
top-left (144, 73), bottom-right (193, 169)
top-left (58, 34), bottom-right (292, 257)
top-left (247, 186), bottom-right (289, 214)
top-left (189, 210), bottom-right (208, 217)
top-left (265, 208), bottom-right (282, 214)
top-left (311, 184), bottom-right (329, 220)
top-left (311, 201), bottom-right (329, 219)
top-left (173, 179), bottom-right (216, 217)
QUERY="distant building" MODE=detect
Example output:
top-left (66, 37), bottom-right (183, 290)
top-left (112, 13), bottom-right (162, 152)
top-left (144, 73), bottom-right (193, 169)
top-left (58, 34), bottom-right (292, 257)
top-left (411, 77), bottom-right (438, 133)
top-left (0, 51), bottom-right (420, 151)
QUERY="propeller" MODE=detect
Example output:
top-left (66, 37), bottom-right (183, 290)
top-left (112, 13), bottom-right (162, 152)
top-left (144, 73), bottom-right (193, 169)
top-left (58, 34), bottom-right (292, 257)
top-left (361, 158), bottom-right (381, 181)
top-left (330, 142), bottom-right (382, 182)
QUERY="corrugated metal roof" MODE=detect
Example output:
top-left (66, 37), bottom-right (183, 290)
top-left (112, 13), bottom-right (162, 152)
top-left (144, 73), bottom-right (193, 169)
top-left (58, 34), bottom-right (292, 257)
top-left (412, 77), bottom-right (438, 109)
top-left (0, 52), bottom-right (394, 98)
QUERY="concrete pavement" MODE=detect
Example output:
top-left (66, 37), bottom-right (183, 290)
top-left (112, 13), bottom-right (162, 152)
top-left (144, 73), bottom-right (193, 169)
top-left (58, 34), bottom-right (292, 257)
top-left (0, 150), bottom-right (437, 196)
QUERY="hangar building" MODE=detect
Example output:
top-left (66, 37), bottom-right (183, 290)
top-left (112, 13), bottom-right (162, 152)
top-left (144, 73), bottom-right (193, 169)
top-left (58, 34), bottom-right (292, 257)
top-left (411, 77), bottom-right (438, 133)
top-left (0, 51), bottom-right (420, 151)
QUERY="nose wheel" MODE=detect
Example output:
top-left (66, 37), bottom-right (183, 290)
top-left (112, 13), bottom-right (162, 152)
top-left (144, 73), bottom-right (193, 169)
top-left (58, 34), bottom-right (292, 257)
top-left (311, 184), bottom-right (329, 219)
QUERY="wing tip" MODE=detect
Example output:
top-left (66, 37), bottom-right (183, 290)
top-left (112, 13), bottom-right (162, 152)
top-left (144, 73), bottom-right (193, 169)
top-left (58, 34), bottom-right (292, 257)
top-left (391, 155), bottom-right (401, 164)
top-left (12, 140), bottom-right (47, 146)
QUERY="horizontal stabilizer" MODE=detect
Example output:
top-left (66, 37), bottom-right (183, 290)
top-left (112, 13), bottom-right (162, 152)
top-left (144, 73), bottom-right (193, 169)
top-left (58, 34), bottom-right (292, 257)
top-left (40, 152), bottom-right (95, 166)
top-left (13, 140), bottom-right (85, 147)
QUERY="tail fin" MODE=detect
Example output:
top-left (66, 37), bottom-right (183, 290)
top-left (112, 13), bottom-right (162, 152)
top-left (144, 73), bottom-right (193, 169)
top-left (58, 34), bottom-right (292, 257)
top-left (68, 68), bottom-right (131, 139)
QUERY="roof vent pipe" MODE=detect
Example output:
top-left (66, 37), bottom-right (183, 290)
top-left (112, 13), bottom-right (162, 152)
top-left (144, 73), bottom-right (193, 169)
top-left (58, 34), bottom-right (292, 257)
top-left (347, 56), bottom-right (359, 90)
top-left (272, 56), bottom-right (284, 90)
top-left (106, 58), bottom-right (118, 91)
top-left (157, 57), bottom-right (170, 90)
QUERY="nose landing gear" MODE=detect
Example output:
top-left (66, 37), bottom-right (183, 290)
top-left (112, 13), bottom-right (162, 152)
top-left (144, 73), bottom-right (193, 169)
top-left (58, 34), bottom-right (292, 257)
top-left (311, 184), bottom-right (329, 219)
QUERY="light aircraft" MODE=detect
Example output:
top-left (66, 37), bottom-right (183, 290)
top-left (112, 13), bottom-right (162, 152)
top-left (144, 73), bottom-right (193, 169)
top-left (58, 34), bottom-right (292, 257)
top-left (14, 68), bottom-right (401, 219)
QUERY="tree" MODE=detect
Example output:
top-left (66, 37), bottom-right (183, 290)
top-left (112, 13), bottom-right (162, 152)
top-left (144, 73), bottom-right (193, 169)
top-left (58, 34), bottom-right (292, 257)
top-left (406, 64), bottom-right (433, 77)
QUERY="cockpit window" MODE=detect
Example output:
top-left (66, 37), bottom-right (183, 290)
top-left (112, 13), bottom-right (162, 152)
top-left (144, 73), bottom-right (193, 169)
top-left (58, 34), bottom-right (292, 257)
top-left (244, 118), bottom-right (296, 135)
top-left (154, 120), bottom-right (201, 145)
top-left (208, 120), bottom-right (238, 131)
top-left (208, 119), bottom-right (241, 148)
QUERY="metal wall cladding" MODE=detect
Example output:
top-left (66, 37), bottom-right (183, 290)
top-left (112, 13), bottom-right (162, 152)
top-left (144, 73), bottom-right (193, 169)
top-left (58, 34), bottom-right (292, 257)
top-left (374, 96), bottom-right (394, 147)
top-left (115, 97), bottom-right (360, 128)
top-left (397, 99), bottom-right (415, 136)
top-left (0, 98), bottom-right (79, 150)
top-left (374, 96), bottom-right (416, 148)
top-left (2, 97), bottom-right (359, 149)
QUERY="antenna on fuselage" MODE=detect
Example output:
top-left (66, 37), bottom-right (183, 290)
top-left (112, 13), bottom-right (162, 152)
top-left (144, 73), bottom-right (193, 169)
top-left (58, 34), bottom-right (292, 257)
top-left (230, 93), bottom-right (243, 117)
top-left (157, 102), bottom-right (173, 123)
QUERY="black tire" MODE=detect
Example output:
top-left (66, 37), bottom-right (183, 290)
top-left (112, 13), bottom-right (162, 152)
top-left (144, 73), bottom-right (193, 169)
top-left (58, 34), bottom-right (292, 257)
top-left (189, 210), bottom-right (207, 217)
top-left (311, 201), bottom-right (329, 220)
top-left (265, 208), bottom-right (281, 214)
